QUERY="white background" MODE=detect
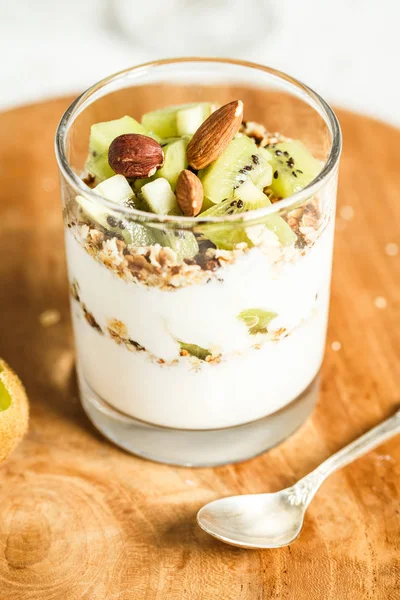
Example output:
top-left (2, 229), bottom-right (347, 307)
top-left (1, 0), bottom-right (399, 126)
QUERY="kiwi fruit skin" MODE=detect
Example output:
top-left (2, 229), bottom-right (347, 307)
top-left (268, 140), bottom-right (321, 198)
top-left (198, 136), bottom-right (273, 204)
top-left (0, 359), bottom-right (29, 463)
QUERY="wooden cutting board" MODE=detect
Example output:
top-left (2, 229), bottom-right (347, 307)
top-left (0, 96), bottom-right (399, 600)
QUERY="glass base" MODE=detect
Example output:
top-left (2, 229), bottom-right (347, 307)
top-left (78, 370), bottom-right (320, 467)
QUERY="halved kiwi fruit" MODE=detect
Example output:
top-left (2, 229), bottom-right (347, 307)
top-left (268, 140), bottom-right (321, 198)
top-left (198, 136), bottom-right (273, 204)
top-left (0, 359), bottom-right (29, 463)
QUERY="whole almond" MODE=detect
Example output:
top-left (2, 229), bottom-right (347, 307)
top-left (108, 134), bottom-right (164, 178)
top-left (187, 100), bottom-right (243, 170)
top-left (176, 170), bottom-right (203, 217)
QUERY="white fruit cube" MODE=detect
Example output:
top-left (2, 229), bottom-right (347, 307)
top-left (176, 105), bottom-right (205, 136)
top-left (94, 175), bottom-right (134, 204)
top-left (141, 178), bottom-right (179, 215)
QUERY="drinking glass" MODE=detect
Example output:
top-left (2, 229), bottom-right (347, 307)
top-left (55, 58), bottom-right (341, 466)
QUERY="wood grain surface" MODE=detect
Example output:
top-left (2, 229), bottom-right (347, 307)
top-left (0, 96), bottom-right (399, 600)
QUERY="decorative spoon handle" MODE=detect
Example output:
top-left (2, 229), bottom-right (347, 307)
top-left (290, 409), bottom-right (400, 506)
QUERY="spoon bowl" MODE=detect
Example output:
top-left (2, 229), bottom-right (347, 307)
top-left (197, 489), bottom-right (305, 549)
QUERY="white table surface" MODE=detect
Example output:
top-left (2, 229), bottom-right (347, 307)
top-left (2, 0), bottom-right (399, 127)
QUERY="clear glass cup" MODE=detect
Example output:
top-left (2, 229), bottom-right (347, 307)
top-left (55, 58), bottom-right (341, 466)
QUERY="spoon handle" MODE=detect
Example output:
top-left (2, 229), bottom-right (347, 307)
top-left (291, 409), bottom-right (400, 506)
top-left (317, 409), bottom-right (400, 478)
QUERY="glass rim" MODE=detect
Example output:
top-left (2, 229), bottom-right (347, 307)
top-left (55, 56), bottom-right (342, 228)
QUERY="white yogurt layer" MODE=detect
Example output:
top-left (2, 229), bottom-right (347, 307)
top-left (66, 219), bottom-right (334, 430)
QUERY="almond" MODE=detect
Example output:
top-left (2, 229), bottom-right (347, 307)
top-left (108, 134), bottom-right (164, 178)
top-left (187, 100), bottom-right (243, 170)
top-left (176, 170), bottom-right (203, 217)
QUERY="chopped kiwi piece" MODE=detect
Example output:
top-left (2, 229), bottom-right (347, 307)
top-left (77, 175), bottom-right (156, 246)
top-left (155, 230), bottom-right (199, 261)
top-left (89, 116), bottom-right (148, 155)
top-left (86, 153), bottom-right (115, 182)
top-left (141, 178), bottom-right (180, 215)
top-left (180, 342), bottom-right (211, 361)
top-left (140, 179), bottom-right (199, 259)
top-left (238, 309), bottom-right (278, 334)
top-left (94, 174), bottom-right (134, 204)
top-left (142, 103), bottom-right (214, 139)
top-left (77, 174), bottom-right (133, 231)
top-left (155, 138), bottom-right (189, 190)
top-left (269, 140), bottom-right (321, 198)
top-left (85, 116), bottom-right (156, 182)
top-left (199, 136), bottom-right (273, 204)
top-left (200, 180), bottom-right (296, 249)
top-left (176, 105), bottom-right (205, 136)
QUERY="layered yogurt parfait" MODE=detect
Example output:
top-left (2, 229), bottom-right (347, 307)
top-left (56, 59), bottom-right (341, 465)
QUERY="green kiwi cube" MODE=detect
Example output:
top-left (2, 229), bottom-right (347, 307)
top-left (76, 175), bottom-right (153, 245)
top-left (78, 174), bottom-right (133, 226)
top-left (89, 116), bottom-right (148, 155)
top-left (156, 138), bottom-right (189, 190)
top-left (176, 105), bottom-right (205, 136)
top-left (94, 174), bottom-right (134, 204)
top-left (86, 153), bottom-right (115, 181)
top-left (141, 178), bottom-right (180, 215)
top-left (141, 103), bottom-right (214, 139)
top-left (85, 116), bottom-right (156, 182)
